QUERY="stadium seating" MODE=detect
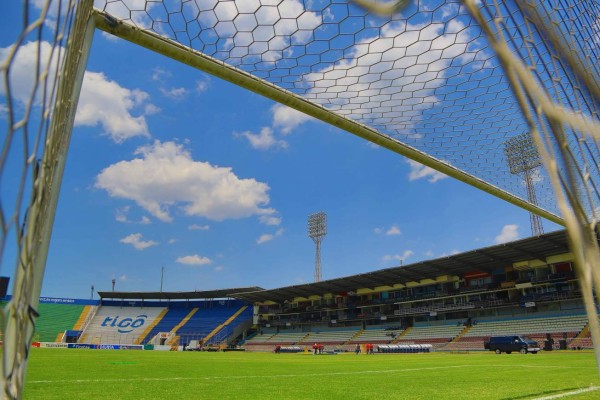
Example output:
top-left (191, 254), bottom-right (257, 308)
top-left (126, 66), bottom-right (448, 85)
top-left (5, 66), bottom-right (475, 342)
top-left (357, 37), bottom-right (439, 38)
top-left (34, 302), bottom-right (88, 342)
top-left (79, 306), bottom-right (166, 344)
top-left (140, 306), bottom-right (192, 345)
top-left (244, 331), bottom-right (309, 349)
top-left (349, 327), bottom-right (404, 344)
top-left (395, 324), bottom-right (465, 349)
top-left (444, 315), bottom-right (588, 351)
top-left (298, 329), bottom-right (360, 346)
top-left (175, 301), bottom-right (251, 345)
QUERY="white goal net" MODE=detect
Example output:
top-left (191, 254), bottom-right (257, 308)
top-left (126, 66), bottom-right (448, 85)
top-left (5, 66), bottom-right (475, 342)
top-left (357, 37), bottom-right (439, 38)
top-left (1, 0), bottom-right (599, 397)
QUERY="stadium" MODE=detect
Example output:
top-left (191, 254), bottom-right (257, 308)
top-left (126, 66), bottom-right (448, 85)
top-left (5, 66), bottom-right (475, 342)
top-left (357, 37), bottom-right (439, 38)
top-left (25, 230), bottom-right (595, 354)
top-left (2, 0), bottom-right (600, 399)
top-left (12, 229), bottom-right (600, 399)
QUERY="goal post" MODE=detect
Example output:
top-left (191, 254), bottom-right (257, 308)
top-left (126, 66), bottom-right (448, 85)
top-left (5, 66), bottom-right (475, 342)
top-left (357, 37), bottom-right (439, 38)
top-left (94, 8), bottom-right (565, 227)
top-left (1, 0), bottom-right (95, 397)
top-left (2, 0), bottom-right (600, 396)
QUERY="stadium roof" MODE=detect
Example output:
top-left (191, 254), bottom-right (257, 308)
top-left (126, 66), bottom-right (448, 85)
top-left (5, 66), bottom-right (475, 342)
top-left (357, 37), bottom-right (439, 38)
top-left (232, 230), bottom-right (572, 303)
top-left (97, 287), bottom-right (264, 301)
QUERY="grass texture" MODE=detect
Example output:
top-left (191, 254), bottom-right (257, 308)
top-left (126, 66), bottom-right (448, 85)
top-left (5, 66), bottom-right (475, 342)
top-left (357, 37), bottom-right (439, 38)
top-left (24, 349), bottom-right (600, 400)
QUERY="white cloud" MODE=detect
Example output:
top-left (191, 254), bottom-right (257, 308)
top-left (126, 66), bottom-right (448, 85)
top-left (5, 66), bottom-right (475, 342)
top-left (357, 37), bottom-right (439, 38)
top-left (97, 0), bottom-right (158, 29)
top-left (0, 41), bottom-right (61, 110)
top-left (259, 215), bottom-right (282, 226)
top-left (115, 206), bottom-right (131, 223)
top-left (115, 206), bottom-right (151, 224)
top-left (0, 41), bottom-right (155, 143)
top-left (190, 0), bottom-right (322, 63)
top-left (214, 265), bottom-right (224, 272)
top-left (95, 140), bottom-right (277, 223)
top-left (238, 105), bottom-right (315, 152)
top-left (302, 19), bottom-right (475, 134)
top-left (168, 238), bottom-right (177, 244)
top-left (176, 254), bottom-right (212, 265)
top-left (495, 224), bottom-right (519, 244)
top-left (256, 234), bottom-right (274, 244)
top-left (236, 127), bottom-right (288, 150)
top-left (271, 104), bottom-right (313, 134)
top-left (196, 77), bottom-right (210, 93)
top-left (407, 159), bottom-right (448, 183)
top-left (151, 67), bottom-right (170, 82)
top-left (374, 224), bottom-right (401, 235)
top-left (256, 228), bottom-right (284, 244)
top-left (440, 249), bottom-right (461, 257)
top-left (144, 103), bottom-right (161, 115)
top-left (160, 86), bottom-right (187, 100)
top-left (119, 233), bottom-right (158, 250)
top-left (77, 71), bottom-right (152, 142)
top-left (386, 224), bottom-right (401, 236)
top-left (189, 224), bottom-right (210, 231)
top-left (382, 250), bottom-right (414, 264)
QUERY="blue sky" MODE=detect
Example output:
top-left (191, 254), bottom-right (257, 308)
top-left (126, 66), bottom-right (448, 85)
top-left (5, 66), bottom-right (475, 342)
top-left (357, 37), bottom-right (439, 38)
top-left (0, 0), bottom-right (567, 300)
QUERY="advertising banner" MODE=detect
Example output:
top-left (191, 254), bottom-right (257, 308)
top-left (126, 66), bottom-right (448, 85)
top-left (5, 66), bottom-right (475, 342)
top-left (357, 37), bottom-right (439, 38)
top-left (39, 343), bottom-right (69, 349)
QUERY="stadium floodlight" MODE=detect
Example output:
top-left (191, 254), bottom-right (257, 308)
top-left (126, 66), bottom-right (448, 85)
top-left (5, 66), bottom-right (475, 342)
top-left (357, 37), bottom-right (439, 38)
top-left (504, 133), bottom-right (544, 236)
top-left (308, 212), bottom-right (327, 282)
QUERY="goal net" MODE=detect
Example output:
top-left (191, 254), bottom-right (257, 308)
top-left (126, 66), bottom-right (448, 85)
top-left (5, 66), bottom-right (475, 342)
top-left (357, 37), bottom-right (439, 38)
top-left (1, 0), bottom-right (599, 396)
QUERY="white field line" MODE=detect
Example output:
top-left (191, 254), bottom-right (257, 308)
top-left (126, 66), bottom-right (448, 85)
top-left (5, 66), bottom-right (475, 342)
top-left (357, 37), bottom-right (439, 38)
top-left (27, 363), bottom-right (590, 385)
top-left (531, 386), bottom-right (600, 400)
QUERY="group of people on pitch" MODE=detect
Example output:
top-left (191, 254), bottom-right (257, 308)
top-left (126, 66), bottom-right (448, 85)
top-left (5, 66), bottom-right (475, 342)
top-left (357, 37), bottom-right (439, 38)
top-left (355, 343), bottom-right (375, 354)
top-left (312, 343), bottom-right (324, 354)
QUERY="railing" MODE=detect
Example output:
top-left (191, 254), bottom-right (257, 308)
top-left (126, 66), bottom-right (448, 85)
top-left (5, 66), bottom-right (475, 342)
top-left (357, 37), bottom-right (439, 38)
top-left (79, 305), bottom-right (99, 336)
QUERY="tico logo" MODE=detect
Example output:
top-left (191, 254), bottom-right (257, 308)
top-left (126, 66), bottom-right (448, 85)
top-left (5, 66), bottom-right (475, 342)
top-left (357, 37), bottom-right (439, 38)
top-left (101, 315), bottom-right (147, 333)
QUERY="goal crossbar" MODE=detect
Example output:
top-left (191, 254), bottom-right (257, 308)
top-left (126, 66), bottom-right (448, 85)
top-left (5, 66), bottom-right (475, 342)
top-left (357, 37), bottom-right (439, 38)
top-left (93, 8), bottom-right (564, 227)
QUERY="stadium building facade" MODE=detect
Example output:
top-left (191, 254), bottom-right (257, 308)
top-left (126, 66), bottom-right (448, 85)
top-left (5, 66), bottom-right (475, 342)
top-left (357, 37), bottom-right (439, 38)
top-left (23, 229), bottom-right (595, 352)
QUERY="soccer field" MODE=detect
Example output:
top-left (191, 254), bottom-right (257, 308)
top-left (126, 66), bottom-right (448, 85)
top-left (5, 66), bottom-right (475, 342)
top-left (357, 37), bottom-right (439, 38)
top-left (24, 349), bottom-right (600, 400)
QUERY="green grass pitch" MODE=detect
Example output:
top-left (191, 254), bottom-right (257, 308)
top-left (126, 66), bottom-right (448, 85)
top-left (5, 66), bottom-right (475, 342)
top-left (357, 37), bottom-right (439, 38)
top-left (24, 349), bottom-right (600, 399)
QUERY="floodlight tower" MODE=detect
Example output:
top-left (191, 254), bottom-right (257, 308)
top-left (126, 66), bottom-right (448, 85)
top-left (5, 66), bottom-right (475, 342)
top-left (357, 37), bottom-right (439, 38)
top-left (504, 133), bottom-right (544, 236)
top-left (308, 212), bottom-right (327, 282)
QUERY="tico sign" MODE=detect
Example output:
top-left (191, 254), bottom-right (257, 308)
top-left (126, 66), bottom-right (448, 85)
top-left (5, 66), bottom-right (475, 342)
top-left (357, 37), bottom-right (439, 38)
top-left (101, 315), bottom-right (147, 333)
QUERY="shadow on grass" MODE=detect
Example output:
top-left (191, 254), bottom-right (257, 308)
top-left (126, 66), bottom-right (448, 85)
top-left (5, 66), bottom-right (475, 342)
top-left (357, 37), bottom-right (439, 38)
top-left (501, 387), bottom-right (582, 400)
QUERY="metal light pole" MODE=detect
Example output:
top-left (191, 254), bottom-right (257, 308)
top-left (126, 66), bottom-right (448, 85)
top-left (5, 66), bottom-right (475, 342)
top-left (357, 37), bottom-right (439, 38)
top-left (308, 212), bottom-right (327, 282)
top-left (90, 285), bottom-right (94, 300)
top-left (111, 278), bottom-right (116, 292)
top-left (160, 266), bottom-right (164, 292)
top-left (504, 133), bottom-right (544, 236)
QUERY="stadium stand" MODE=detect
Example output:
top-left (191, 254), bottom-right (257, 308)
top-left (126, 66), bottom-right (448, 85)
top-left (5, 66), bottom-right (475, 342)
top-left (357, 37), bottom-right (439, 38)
top-left (79, 305), bottom-right (166, 344)
top-left (35, 302), bottom-right (88, 342)
top-left (349, 327), bottom-right (404, 344)
top-left (395, 324), bottom-right (465, 349)
top-left (74, 299), bottom-right (253, 347)
top-left (445, 315), bottom-right (588, 351)
top-left (298, 329), bottom-right (359, 346)
top-left (174, 300), bottom-right (251, 346)
top-left (233, 231), bottom-right (591, 353)
top-left (138, 306), bottom-right (188, 345)
top-left (34, 230), bottom-right (595, 354)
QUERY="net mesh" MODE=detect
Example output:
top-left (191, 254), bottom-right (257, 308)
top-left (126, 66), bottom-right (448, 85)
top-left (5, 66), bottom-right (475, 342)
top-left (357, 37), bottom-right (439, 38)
top-left (93, 0), bottom-right (599, 224)
top-left (2, 0), bottom-right (600, 395)
top-left (1, 0), bottom-right (93, 397)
